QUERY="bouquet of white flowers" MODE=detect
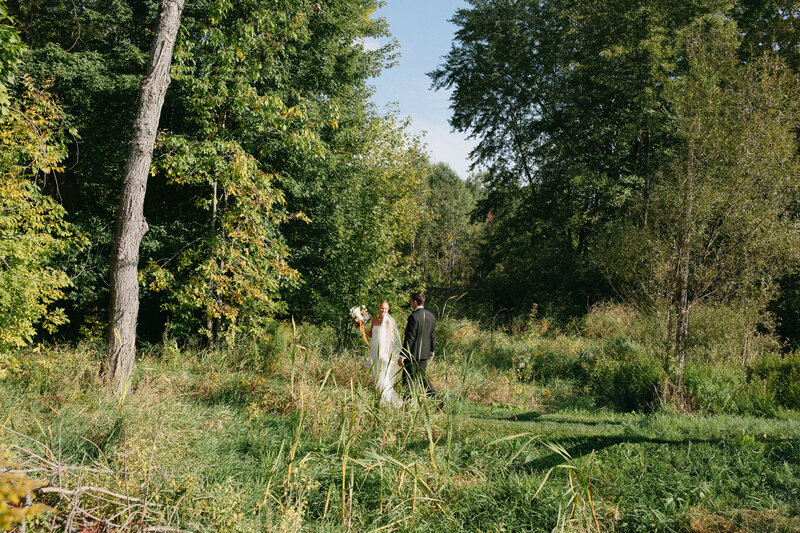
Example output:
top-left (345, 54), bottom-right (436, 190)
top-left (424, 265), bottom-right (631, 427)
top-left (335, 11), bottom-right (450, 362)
top-left (349, 305), bottom-right (370, 324)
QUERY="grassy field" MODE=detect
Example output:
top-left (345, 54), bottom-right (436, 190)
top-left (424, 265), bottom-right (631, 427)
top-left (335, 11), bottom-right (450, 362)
top-left (2, 313), bottom-right (800, 532)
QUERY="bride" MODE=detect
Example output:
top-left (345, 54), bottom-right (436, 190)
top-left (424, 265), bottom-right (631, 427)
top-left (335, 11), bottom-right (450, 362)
top-left (359, 301), bottom-right (403, 407)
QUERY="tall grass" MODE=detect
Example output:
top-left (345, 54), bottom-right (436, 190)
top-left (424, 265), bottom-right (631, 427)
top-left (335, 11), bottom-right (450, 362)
top-left (1, 309), bottom-right (800, 532)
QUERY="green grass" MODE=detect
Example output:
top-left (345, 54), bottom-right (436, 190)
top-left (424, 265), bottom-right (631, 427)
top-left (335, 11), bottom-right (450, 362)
top-left (1, 320), bottom-right (800, 532)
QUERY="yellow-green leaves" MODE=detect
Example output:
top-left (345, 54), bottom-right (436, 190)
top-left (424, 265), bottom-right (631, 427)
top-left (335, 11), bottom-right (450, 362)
top-left (0, 450), bottom-right (51, 530)
top-left (0, 76), bottom-right (76, 350)
top-left (0, 1), bottom-right (24, 116)
top-left (148, 134), bottom-right (297, 338)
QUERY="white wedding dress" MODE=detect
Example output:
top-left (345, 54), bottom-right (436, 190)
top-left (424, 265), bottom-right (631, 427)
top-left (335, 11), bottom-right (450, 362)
top-left (369, 314), bottom-right (403, 408)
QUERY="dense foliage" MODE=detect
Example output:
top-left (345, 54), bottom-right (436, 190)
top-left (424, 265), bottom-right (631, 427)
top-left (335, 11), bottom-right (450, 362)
top-left (433, 0), bottom-right (800, 396)
top-left (414, 162), bottom-right (481, 287)
top-left (1, 0), bottom-right (799, 403)
top-left (2, 0), bottom-right (428, 342)
top-left (0, 71), bottom-right (79, 350)
top-left (434, 0), bottom-right (800, 316)
top-left (0, 1), bottom-right (23, 114)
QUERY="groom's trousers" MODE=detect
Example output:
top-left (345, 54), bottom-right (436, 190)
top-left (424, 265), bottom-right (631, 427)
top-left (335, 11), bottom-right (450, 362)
top-left (401, 359), bottom-right (441, 405)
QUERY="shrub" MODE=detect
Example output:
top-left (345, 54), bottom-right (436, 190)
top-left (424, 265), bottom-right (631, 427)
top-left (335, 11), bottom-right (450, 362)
top-left (438, 318), bottom-right (519, 369)
top-left (437, 319), bottom-right (481, 354)
top-left (477, 337), bottom-right (516, 370)
top-left (513, 342), bottom-right (542, 382)
top-left (581, 303), bottom-right (638, 339)
top-left (583, 336), bottom-right (662, 412)
top-left (751, 353), bottom-right (800, 409)
top-left (4, 343), bottom-right (103, 397)
top-left (297, 322), bottom-right (338, 357)
top-left (512, 336), bottom-right (588, 383)
top-left (686, 304), bottom-right (779, 364)
top-left (685, 362), bottom-right (775, 416)
top-left (0, 450), bottom-right (51, 530)
top-left (243, 319), bottom-right (290, 374)
top-left (0, 78), bottom-right (79, 350)
top-left (192, 319), bottom-right (291, 375)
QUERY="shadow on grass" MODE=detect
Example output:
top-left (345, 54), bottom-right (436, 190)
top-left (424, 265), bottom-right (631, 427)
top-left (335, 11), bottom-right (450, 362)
top-left (467, 408), bottom-right (625, 427)
top-left (505, 411), bottom-right (542, 422)
top-left (502, 412), bottom-right (626, 426)
top-left (515, 434), bottom-right (715, 474)
top-left (515, 434), bottom-right (800, 474)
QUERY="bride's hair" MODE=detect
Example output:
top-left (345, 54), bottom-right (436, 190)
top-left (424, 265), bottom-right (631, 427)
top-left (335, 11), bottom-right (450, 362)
top-left (379, 300), bottom-right (389, 307)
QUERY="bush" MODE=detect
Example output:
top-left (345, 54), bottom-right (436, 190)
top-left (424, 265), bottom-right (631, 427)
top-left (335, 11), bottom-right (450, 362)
top-left (438, 318), bottom-right (520, 368)
top-left (2, 343), bottom-right (103, 397)
top-left (437, 319), bottom-right (481, 353)
top-left (685, 362), bottom-right (775, 416)
top-left (0, 451), bottom-right (51, 530)
top-left (751, 353), bottom-right (800, 409)
top-left (686, 304), bottom-right (779, 364)
top-left (582, 336), bottom-right (662, 412)
top-left (514, 334), bottom-right (661, 412)
top-left (581, 303), bottom-right (639, 339)
top-left (230, 319), bottom-right (290, 374)
top-left (297, 322), bottom-right (339, 358)
top-left (512, 337), bottom-right (587, 383)
top-left (0, 78), bottom-right (78, 350)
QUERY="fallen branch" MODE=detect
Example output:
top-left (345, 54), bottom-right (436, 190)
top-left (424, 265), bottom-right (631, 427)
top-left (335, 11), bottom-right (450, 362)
top-left (41, 485), bottom-right (143, 503)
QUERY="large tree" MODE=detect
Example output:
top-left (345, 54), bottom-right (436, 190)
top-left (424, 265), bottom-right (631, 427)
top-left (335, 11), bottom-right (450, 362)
top-left (431, 0), bottom-right (798, 324)
top-left (282, 111), bottom-right (429, 326)
top-left (9, 0), bottom-right (158, 336)
top-left (144, 0), bottom-right (419, 333)
top-left (435, 0), bottom-right (800, 401)
top-left (649, 16), bottom-right (798, 398)
top-left (107, 0), bottom-right (183, 390)
top-left (415, 163), bottom-right (480, 287)
top-left (593, 13), bottom-right (800, 399)
top-left (140, 0), bottom-right (318, 340)
top-left (430, 0), bottom-right (712, 315)
top-left (12, 0), bottom-right (422, 343)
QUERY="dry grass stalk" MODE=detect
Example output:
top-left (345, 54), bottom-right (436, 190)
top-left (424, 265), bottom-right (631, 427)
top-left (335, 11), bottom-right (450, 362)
top-left (2, 426), bottom-right (188, 533)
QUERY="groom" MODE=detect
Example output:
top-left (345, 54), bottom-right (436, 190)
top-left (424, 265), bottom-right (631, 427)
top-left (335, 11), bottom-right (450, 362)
top-left (399, 292), bottom-right (442, 408)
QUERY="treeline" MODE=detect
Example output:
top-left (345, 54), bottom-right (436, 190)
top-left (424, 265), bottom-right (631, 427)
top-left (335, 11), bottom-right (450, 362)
top-left (1, 0), bottom-right (473, 350)
top-left (429, 0), bottom-right (800, 392)
top-left (3, 0), bottom-right (800, 381)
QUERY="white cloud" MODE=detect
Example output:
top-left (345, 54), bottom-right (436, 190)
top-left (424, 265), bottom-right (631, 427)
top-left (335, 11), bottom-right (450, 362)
top-left (356, 37), bottom-right (383, 52)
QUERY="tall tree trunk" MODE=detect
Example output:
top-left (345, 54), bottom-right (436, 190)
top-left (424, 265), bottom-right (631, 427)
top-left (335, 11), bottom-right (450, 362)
top-left (449, 239), bottom-right (456, 286)
top-left (674, 136), bottom-right (695, 403)
top-left (107, 0), bottom-right (184, 391)
top-left (206, 178), bottom-right (218, 336)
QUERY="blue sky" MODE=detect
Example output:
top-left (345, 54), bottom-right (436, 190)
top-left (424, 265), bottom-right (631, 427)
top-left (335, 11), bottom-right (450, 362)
top-left (364, 0), bottom-right (478, 178)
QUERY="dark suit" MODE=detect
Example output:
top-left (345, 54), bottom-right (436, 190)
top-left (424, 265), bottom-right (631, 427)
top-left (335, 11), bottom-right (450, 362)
top-left (401, 307), bottom-right (440, 402)
top-left (403, 307), bottom-right (436, 361)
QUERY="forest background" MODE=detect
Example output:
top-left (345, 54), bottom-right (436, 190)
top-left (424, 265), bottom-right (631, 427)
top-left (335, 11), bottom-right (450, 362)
top-left (3, 0), bottom-right (800, 393)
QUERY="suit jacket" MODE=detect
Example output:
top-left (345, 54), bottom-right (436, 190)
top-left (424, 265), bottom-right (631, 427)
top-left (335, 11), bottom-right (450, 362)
top-left (403, 307), bottom-right (436, 361)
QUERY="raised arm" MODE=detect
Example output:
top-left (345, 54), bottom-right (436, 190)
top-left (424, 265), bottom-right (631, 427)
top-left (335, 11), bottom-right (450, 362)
top-left (357, 320), bottom-right (370, 349)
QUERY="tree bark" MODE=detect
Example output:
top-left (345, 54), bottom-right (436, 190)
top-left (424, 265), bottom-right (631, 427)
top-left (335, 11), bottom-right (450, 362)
top-left (206, 178), bottom-right (218, 336)
top-left (674, 135), bottom-right (695, 402)
top-left (107, 0), bottom-right (184, 391)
